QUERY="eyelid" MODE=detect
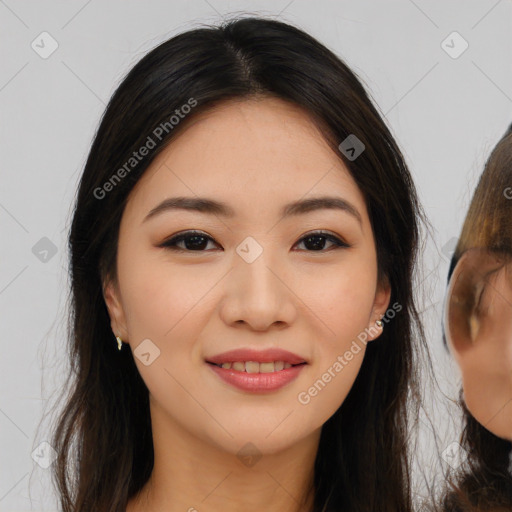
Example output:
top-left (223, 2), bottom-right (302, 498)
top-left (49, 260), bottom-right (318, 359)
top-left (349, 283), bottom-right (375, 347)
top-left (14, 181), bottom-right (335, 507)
top-left (294, 229), bottom-right (351, 249)
top-left (159, 229), bottom-right (351, 251)
top-left (159, 230), bottom-right (217, 249)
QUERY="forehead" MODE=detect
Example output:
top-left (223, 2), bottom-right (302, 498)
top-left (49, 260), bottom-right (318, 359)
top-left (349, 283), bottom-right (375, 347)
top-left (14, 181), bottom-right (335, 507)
top-left (125, 97), bottom-right (368, 223)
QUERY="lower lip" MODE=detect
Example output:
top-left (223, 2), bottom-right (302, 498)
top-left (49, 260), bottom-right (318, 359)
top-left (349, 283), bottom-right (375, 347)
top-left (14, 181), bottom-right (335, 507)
top-left (207, 363), bottom-right (306, 392)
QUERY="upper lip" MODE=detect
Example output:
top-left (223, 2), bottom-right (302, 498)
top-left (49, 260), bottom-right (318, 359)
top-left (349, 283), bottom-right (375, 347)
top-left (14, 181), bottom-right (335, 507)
top-left (206, 348), bottom-right (307, 365)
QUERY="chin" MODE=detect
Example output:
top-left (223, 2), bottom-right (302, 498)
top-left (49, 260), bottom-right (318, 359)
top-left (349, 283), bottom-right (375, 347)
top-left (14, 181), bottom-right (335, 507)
top-left (199, 419), bottom-right (313, 457)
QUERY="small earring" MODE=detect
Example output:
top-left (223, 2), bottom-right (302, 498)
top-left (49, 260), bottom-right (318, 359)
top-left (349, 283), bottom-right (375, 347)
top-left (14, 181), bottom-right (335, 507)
top-left (116, 336), bottom-right (123, 351)
top-left (376, 320), bottom-right (383, 328)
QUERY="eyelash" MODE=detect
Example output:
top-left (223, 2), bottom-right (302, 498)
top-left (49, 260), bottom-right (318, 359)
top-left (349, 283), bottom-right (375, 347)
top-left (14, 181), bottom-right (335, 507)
top-left (159, 230), bottom-right (350, 252)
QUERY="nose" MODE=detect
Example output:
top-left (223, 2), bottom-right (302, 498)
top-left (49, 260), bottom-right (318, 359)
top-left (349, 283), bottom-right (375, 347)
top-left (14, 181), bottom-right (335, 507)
top-left (219, 249), bottom-right (297, 332)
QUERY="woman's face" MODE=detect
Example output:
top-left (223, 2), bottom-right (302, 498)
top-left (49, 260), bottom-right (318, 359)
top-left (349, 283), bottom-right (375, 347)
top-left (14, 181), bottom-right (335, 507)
top-left (103, 97), bottom-right (390, 456)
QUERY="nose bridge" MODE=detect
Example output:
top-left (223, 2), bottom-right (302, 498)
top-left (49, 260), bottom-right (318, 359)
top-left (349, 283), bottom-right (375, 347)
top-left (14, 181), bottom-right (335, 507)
top-left (233, 238), bottom-right (282, 299)
top-left (222, 236), bottom-right (294, 329)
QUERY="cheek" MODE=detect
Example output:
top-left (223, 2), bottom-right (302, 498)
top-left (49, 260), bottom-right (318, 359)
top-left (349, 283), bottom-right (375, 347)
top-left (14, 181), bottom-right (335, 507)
top-left (293, 260), bottom-right (378, 422)
top-left (118, 248), bottom-right (212, 344)
top-left (118, 256), bottom-right (216, 415)
top-left (115, 253), bottom-right (219, 422)
top-left (305, 256), bottom-right (378, 343)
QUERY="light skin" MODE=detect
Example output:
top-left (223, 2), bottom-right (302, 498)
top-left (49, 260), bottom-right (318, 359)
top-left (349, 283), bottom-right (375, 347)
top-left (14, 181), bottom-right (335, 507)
top-left (103, 96), bottom-right (391, 512)
top-left (446, 248), bottom-right (512, 440)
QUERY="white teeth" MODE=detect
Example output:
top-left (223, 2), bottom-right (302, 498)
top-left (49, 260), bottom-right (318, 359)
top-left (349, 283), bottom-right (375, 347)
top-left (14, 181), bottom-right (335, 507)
top-left (259, 362), bottom-right (275, 373)
top-left (217, 360), bottom-right (300, 372)
top-left (245, 361), bottom-right (260, 373)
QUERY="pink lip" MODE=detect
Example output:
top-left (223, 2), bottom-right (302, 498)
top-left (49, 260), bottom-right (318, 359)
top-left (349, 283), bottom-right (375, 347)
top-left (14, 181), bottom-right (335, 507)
top-left (207, 363), bottom-right (306, 393)
top-left (206, 348), bottom-right (307, 365)
top-left (205, 348), bottom-right (308, 393)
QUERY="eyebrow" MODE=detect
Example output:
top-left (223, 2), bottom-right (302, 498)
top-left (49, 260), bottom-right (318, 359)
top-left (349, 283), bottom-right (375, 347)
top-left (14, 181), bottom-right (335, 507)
top-left (143, 195), bottom-right (363, 225)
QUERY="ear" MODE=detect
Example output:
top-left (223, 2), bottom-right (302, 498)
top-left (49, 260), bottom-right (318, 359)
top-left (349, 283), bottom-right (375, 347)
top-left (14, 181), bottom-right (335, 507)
top-left (445, 250), bottom-right (512, 441)
top-left (102, 276), bottom-right (129, 341)
top-left (445, 248), bottom-right (511, 358)
top-left (368, 275), bottom-right (392, 341)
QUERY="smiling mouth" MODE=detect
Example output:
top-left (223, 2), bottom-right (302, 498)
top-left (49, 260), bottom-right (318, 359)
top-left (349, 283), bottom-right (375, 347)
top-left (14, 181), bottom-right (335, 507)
top-left (206, 361), bottom-right (307, 373)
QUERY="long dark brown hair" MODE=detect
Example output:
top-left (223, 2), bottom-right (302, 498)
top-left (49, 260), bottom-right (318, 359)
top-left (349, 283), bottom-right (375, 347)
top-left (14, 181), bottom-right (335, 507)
top-left (48, 16), bottom-right (429, 511)
top-left (442, 127), bottom-right (512, 511)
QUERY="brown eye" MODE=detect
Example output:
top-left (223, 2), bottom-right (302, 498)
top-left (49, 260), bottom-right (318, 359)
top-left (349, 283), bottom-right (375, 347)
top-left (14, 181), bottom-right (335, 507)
top-left (294, 231), bottom-right (350, 252)
top-left (160, 231), bottom-right (219, 251)
top-left (159, 229), bottom-right (350, 253)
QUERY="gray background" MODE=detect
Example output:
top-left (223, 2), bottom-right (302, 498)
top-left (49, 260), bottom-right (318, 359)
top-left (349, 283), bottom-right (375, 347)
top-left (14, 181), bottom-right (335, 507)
top-left (1, 0), bottom-right (511, 510)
